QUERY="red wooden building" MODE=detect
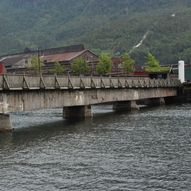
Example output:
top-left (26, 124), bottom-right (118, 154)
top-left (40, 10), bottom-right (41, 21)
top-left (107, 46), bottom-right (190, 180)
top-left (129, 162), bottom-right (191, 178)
top-left (111, 57), bottom-right (148, 77)
top-left (0, 63), bottom-right (5, 74)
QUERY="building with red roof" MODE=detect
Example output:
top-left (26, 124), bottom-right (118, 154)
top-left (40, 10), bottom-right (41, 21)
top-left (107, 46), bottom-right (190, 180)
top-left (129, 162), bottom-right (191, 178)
top-left (42, 49), bottom-right (98, 74)
top-left (0, 44), bottom-right (98, 74)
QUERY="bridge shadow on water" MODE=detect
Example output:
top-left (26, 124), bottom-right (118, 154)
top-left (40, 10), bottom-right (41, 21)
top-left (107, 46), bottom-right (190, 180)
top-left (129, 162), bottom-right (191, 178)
top-left (0, 106), bottom-right (127, 145)
top-left (0, 104), bottom-right (176, 151)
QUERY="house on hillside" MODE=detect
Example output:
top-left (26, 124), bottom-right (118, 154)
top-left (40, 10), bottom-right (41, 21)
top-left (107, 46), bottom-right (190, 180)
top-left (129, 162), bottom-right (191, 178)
top-left (0, 44), bottom-right (98, 74)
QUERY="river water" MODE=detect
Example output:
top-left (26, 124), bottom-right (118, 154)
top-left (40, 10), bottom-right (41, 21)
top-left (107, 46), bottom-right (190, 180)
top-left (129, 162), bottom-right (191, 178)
top-left (0, 104), bottom-right (191, 191)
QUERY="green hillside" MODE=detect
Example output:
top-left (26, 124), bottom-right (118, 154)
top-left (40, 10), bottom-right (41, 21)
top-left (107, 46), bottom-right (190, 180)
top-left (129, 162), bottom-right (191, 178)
top-left (0, 0), bottom-right (191, 65)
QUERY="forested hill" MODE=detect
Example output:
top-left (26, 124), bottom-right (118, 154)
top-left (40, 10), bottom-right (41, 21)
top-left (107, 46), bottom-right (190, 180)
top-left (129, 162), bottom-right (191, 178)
top-left (1, 0), bottom-right (191, 64)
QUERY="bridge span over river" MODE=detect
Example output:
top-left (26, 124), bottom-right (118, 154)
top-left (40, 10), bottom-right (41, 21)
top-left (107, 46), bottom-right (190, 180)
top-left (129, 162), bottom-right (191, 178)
top-left (0, 74), bottom-right (181, 131)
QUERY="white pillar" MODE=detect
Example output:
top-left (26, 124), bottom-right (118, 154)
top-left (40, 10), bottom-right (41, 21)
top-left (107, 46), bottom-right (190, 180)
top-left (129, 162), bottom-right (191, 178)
top-left (178, 60), bottom-right (185, 83)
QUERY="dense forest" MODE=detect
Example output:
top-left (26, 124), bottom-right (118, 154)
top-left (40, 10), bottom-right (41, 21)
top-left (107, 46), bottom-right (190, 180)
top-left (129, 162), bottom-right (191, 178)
top-left (0, 0), bottom-right (191, 65)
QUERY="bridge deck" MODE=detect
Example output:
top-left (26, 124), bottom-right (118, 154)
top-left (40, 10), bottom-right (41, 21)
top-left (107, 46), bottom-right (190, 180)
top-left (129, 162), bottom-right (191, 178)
top-left (0, 74), bottom-right (181, 90)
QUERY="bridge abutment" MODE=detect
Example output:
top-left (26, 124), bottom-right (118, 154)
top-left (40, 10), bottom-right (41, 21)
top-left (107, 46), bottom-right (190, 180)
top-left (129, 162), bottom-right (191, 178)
top-left (63, 105), bottom-right (92, 120)
top-left (0, 114), bottom-right (12, 132)
top-left (113, 101), bottom-right (139, 112)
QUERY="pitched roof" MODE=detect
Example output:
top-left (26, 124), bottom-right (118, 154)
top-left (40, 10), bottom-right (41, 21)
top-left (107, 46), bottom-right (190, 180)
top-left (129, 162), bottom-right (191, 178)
top-left (42, 50), bottom-right (96, 63)
top-left (0, 44), bottom-right (85, 58)
top-left (0, 47), bottom-right (98, 68)
top-left (0, 45), bottom-right (86, 67)
top-left (0, 55), bottom-right (29, 67)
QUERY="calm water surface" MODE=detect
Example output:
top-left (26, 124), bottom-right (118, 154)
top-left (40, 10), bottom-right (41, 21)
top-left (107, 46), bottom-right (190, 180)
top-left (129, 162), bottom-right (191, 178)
top-left (0, 105), bottom-right (191, 191)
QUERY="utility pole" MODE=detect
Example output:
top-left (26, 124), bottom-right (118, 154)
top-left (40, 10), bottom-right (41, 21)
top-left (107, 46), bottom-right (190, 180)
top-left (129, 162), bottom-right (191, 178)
top-left (37, 48), bottom-right (41, 75)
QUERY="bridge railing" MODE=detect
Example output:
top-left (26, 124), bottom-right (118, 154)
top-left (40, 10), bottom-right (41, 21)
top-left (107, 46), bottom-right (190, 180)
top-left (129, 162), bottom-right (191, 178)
top-left (0, 74), bottom-right (181, 90)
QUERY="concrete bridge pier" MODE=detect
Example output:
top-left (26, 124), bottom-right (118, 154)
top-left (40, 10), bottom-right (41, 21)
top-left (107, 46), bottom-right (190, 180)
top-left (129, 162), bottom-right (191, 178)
top-left (0, 114), bottom-right (12, 132)
top-left (113, 101), bottom-right (140, 112)
top-left (159, 98), bottom-right (165, 105)
top-left (63, 105), bottom-right (92, 120)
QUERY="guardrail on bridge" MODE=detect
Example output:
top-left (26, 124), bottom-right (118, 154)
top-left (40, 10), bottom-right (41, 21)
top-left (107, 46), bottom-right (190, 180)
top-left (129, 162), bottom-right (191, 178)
top-left (0, 74), bottom-right (181, 90)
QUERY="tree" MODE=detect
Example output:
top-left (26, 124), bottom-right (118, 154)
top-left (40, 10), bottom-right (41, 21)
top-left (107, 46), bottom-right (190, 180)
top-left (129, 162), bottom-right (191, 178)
top-left (121, 53), bottom-right (135, 74)
top-left (144, 52), bottom-right (170, 73)
top-left (146, 52), bottom-right (160, 68)
top-left (96, 53), bottom-right (112, 75)
top-left (28, 55), bottom-right (44, 74)
top-left (51, 61), bottom-right (64, 74)
top-left (71, 58), bottom-right (90, 75)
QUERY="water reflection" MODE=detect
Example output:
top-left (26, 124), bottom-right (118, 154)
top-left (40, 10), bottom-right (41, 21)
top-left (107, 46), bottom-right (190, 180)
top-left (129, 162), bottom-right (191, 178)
top-left (0, 104), bottom-right (191, 190)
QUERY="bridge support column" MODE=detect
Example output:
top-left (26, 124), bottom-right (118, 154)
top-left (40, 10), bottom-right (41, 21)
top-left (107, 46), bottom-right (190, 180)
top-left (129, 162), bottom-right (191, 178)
top-left (0, 114), bottom-right (12, 132)
top-left (63, 105), bottom-right (92, 120)
top-left (159, 98), bottom-right (165, 105)
top-left (113, 101), bottom-right (139, 112)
